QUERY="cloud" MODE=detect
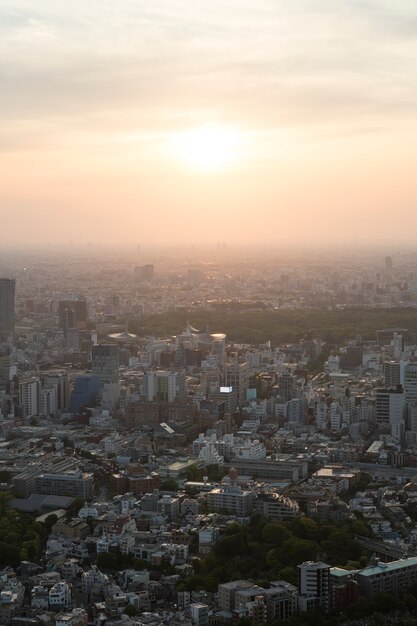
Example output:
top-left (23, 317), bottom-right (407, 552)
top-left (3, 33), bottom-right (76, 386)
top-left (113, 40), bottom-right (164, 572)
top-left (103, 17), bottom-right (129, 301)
top-left (1, 0), bottom-right (417, 151)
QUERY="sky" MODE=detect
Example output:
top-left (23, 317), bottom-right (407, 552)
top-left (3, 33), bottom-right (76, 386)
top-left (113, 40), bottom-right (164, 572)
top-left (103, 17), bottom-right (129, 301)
top-left (1, 0), bottom-right (417, 248)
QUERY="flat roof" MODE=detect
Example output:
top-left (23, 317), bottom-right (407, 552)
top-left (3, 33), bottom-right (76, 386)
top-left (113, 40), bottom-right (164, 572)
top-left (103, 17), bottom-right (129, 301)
top-left (357, 557), bottom-right (417, 577)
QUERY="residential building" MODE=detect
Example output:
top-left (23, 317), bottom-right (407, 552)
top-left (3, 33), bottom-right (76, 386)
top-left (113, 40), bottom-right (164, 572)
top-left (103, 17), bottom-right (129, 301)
top-left (356, 557), bottom-right (417, 597)
top-left (298, 561), bottom-right (330, 612)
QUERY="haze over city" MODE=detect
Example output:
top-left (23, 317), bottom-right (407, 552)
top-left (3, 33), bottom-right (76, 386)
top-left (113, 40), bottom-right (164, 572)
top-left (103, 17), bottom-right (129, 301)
top-left (2, 0), bottom-right (417, 246)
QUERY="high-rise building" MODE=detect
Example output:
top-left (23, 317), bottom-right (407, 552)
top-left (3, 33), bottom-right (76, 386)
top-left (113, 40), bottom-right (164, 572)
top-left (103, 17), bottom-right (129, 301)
top-left (0, 349), bottom-right (12, 391)
top-left (39, 385), bottom-right (58, 417)
top-left (224, 362), bottom-right (249, 406)
top-left (403, 363), bottom-right (417, 405)
top-left (375, 388), bottom-right (405, 428)
top-left (92, 344), bottom-right (119, 386)
top-left (0, 278), bottom-right (16, 338)
top-left (58, 296), bottom-right (87, 334)
top-left (70, 375), bottom-right (101, 414)
top-left (42, 371), bottom-right (69, 410)
top-left (297, 561), bottom-right (330, 612)
top-left (142, 371), bottom-right (186, 403)
top-left (18, 377), bottom-right (39, 420)
top-left (383, 361), bottom-right (401, 389)
top-left (278, 372), bottom-right (296, 401)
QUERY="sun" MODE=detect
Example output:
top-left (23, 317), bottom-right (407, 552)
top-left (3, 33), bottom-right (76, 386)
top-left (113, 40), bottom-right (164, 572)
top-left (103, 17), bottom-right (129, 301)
top-left (169, 126), bottom-right (246, 172)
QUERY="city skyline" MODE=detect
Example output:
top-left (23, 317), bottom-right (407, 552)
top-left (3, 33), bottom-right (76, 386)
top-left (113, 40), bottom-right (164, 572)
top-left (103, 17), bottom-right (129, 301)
top-left (1, 1), bottom-right (417, 246)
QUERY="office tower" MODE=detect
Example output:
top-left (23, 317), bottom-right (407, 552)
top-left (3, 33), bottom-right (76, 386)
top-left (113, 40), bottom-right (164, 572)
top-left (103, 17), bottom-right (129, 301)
top-left (39, 386), bottom-right (58, 417)
top-left (375, 388), bottom-right (405, 427)
top-left (42, 371), bottom-right (69, 411)
top-left (142, 371), bottom-right (186, 403)
top-left (385, 256), bottom-right (393, 273)
top-left (278, 372), bottom-right (296, 401)
top-left (70, 375), bottom-right (101, 414)
top-left (377, 328), bottom-right (408, 346)
top-left (211, 335), bottom-right (226, 367)
top-left (287, 398), bottom-right (305, 424)
top-left (383, 361), bottom-right (401, 389)
top-left (0, 278), bottom-right (16, 338)
top-left (315, 400), bottom-right (328, 431)
top-left (210, 386), bottom-right (238, 414)
top-left (0, 349), bottom-right (12, 391)
top-left (92, 344), bottom-right (119, 386)
top-left (403, 363), bottom-right (417, 405)
top-left (297, 561), bottom-right (330, 612)
top-left (224, 362), bottom-right (249, 406)
top-left (58, 296), bottom-right (87, 334)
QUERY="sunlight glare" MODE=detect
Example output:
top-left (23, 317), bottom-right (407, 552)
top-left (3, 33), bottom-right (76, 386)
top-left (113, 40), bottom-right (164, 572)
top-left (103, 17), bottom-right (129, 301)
top-left (169, 126), bottom-right (247, 172)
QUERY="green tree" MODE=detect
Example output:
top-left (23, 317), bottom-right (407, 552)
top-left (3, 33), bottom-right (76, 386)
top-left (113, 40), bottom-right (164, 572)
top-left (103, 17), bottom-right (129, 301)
top-left (97, 551), bottom-right (118, 570)
top-left (281, 537), bottom-right (320, 566)
top-left (293, 517), bottom-right (320, 541)
top-left (279, 566), bottom-right (297, 585)
top-left (160, 479), bottom-right (178, 491)
top-left (262, 523), bottom-right (291, 545)
top-left (124, 604), bottom-right (139, 617)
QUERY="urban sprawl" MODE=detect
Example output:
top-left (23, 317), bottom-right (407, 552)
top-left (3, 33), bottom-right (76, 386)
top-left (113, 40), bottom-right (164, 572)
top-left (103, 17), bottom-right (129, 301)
top-left (2, 250), bottom-right (417, 625)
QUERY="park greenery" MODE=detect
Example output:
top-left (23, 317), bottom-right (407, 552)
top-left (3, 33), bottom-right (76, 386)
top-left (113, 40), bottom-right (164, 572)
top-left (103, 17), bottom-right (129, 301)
top-left (0, 491), bottom-right (46, 565)
top-left (129, 306), bottom-right (417, 346)
top-left (177, 514), bottom-right (372, 593)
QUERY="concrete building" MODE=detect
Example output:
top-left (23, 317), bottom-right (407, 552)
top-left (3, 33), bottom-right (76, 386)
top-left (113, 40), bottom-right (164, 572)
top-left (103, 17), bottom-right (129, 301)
top-left (404, 363), bottom-right (417, 405)
top-left (35, 471), bottom-right (94, 499)
top-left (0, 278), bottom-right (15, 339)
top-left (298, 561), bottom-right (330, 612)
top-left (383, 361), bottom-right (401, 389)
top-left (48, 582), bottom-right (72, 610)
top-left (224, 362), bottom-right (249, 407)
top-left (218, 581), bottom-right (254, 611)
top-left (356, 557), bottom-right (417, 597)
top-left (142, 370), bottom-right (186, 403)
top-left (18, 377), bottom-right (39, 419)
top-left (58, 296), bottom-right (87, 333)
top-left (190, 602), bottom-right (208, 626)
top-left (70, 375), bottom-right (100, 414)
top-left (42, 371), bottom-right (69, 410)
top-left (265, 581), bottom-right (298, 621)
top-left (157, 495), bottom-right (180, 521)
top-left (92, 344), bottom-right (119, 386)
top-left (375, 388), bottom-right (405, 428)
top-left (39, 385), bottom-right (58, 417)
top-left (207, 470), bottom-right (255, 516)
top-left (255, 492), bottom-right (300, 521)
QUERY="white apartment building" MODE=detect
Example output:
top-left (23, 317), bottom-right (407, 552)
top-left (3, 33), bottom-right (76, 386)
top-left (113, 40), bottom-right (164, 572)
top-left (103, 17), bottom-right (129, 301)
top-left (298, 561), bottom-right (330, 612)
top-left (18, 377), bottom-right (39, 419)
top-left (49, 581), bottom-right (72, 609)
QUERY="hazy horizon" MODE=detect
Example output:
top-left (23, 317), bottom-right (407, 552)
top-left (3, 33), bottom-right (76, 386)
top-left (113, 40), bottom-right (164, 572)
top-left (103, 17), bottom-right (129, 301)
top-left (2, 1), bottom-right (417, 246)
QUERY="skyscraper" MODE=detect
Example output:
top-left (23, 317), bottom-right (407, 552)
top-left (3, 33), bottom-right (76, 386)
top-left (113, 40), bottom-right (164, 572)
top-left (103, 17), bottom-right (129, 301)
top-left (404, 363), bottom-right (417, 405)
top-left (224, 362), bottom-right (249, 406)
top-left (92, 344), bottom-right (119, 386)
top-left (0, 278), bottom-right (16, 338)
top-left (58, 296), bottom-right (87, 334)
top-left (383, 361), bottom-right (401, 389)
